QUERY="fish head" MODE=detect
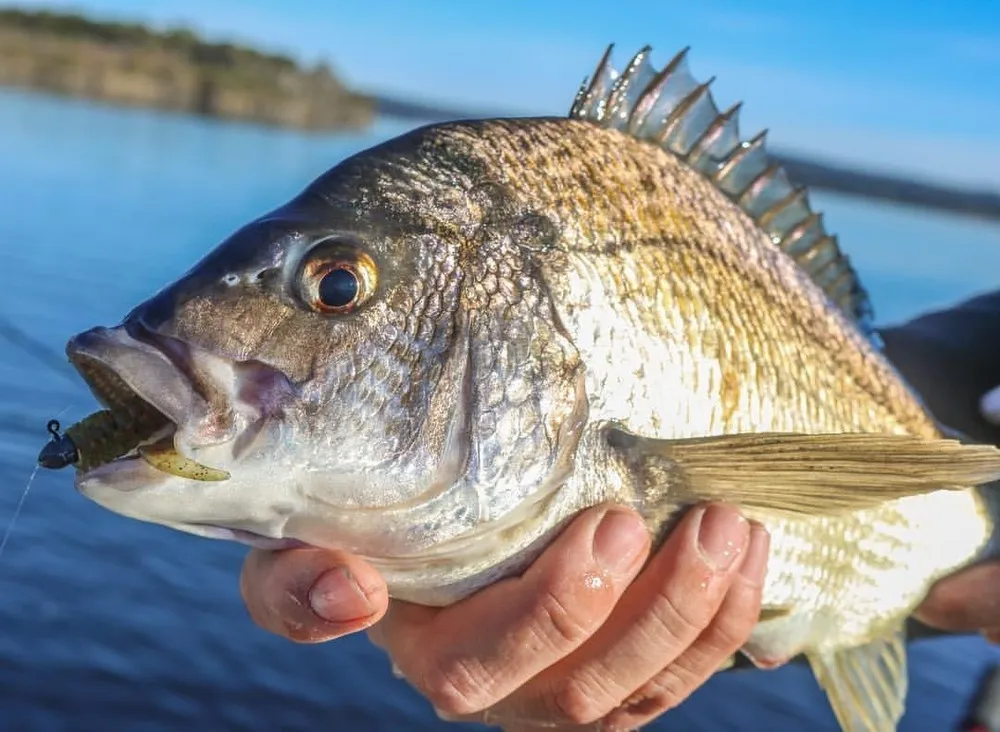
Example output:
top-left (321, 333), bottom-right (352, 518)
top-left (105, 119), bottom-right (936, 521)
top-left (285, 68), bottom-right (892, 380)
top-left (63, 123), bottom-right (588, 564)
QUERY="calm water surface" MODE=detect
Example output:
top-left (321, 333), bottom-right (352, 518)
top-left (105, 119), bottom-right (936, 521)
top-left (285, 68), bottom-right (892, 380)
top-left (1, 89), bottom-right (1000, 731)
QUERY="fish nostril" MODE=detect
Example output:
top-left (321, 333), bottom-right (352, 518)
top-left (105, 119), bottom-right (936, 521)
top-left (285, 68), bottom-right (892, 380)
top-left (124, 284), bottom-right (186, 334)
top-left (123, 314), bottom-right (163, 350)
top-left (249, 267), bottom-right (280, 286)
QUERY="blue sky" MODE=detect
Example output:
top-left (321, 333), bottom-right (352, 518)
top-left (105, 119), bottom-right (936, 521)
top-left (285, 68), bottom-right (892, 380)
top-left (13, 1), bottom-right (1000, 186)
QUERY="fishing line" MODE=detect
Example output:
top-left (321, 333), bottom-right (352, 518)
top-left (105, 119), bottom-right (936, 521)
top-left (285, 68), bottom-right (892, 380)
top-left (0, 311), bottom-right (80, 438)
top-left (0, 311), bottom-right (77, 384)
top-left (0, 405), bottom-right (71, 564)
top-left (0, 463), bottom-right (39, 563)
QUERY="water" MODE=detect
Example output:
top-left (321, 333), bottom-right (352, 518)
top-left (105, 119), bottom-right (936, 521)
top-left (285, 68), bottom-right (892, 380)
top-left (1, 87), bottom-right (999, 732)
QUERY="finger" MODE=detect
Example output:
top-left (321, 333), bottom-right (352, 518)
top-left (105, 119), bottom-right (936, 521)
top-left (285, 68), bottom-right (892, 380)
top-left (240, 547), bottom-right (389, 643)
top-left (491, 503), bottom-right (752, 727)
top-left (916, 560), bottom-right (1000, 631)
top-left (371, 505), bottom-right (651, 718)
top-left (603, 522), bottom-right (769, 730)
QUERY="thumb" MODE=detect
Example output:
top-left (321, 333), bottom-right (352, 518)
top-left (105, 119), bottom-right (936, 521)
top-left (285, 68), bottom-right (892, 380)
top-left (240, 547), bottom-right (389, 643)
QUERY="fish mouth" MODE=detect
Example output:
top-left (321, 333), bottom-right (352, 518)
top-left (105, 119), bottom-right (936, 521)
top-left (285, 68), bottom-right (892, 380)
top-left (176, 523), bottom-right (306, 551)
top-left (60, 325), bottom-right (232, 483)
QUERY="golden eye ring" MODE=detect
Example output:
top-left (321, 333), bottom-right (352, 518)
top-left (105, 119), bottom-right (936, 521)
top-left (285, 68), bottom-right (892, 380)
top-left (299, 247), bottom-right (378, 315)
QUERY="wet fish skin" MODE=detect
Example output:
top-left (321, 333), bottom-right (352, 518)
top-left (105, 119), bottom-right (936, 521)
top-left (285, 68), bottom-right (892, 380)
top-left (46, 47), bottom-right (1000, 732)
top-left (70, 129), bottom-right (591, 567)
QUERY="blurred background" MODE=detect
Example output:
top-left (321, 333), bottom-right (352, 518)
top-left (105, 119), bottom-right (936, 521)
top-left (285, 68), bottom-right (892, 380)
top-left (0, 1), bottom-right (998, 730)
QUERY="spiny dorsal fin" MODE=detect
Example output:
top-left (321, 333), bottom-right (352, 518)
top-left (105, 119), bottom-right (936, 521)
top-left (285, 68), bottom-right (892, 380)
top-left (569, 45), bottom-right (877, 341)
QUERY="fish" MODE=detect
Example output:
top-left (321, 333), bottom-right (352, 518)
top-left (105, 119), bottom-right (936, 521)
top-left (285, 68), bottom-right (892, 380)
top-left (35, 44), bottom-right (1000, 731)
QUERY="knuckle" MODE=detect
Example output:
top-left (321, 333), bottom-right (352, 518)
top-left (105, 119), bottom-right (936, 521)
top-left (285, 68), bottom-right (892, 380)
top-left (552, 679), bottom-right (612, 726)
top-left (660, 654), bottom-right (707, 697)
top-left (705, 579), bottom-right (765, 651)
top-left (530, 580), bottom-right (595, 651)
top-left (419, 656), bottom-right (494, 717)
top-left (648, 586), bottom-right (714, 645)
top-left (709, 605), bottom-right (758, 653)
top-left (621, 669), bottom-right (694, 718)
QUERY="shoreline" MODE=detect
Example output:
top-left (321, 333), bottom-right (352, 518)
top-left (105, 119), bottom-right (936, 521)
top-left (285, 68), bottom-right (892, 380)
top-left (0, 9), bottom-right (375, 132)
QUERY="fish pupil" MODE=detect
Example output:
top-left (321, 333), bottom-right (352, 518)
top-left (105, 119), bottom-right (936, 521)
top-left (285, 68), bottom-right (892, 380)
top-left (318, 268), bottom-right (359, 308)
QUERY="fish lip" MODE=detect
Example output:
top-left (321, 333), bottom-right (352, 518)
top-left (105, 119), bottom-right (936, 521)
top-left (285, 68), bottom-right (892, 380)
top-left (75, 454), bottom-right (166, 490)
top-left (124, 320), bottom-right (230, 416)
top-left (67, 325), bottom-right (208, 433)
top-left (178, 524), bottom-right (307, 551)
top-left (66, 325), bottom-right (220, 481)
top-left (67, 324), bottom-right (294, 485)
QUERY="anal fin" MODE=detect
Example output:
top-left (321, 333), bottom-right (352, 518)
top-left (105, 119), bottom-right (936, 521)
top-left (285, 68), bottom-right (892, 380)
top-left (807, 627), bottom-right (907, 732)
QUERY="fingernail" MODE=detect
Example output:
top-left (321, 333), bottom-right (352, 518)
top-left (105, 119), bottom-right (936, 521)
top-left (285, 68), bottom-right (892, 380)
top-left (308, 567), bottom-right (375, 623)
top-left (697, 504), bottom-right (750, 571)
top-left (740, 522), bottom-right (771, 583)
top-left (593, 508), bottom-right (649, 575)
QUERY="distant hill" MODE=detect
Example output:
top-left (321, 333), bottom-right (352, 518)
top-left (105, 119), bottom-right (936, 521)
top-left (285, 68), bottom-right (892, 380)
top-left (0, 7), bottom-right (375, 130)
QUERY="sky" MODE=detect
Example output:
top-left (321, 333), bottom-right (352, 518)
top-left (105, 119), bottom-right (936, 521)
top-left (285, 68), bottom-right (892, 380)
top-left (11, 0), bottom-right (1000, 187)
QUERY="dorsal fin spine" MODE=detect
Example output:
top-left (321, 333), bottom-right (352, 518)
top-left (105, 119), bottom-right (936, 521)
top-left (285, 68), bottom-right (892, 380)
top-left (715, 130), bottom-right (769, 196)
top-left (830, 268), bottom-right (857, 302)
top-left (758, 187), bottom-right (809, 241)
top-left (570, 44), bottom-right (617, 122)
top-left (783, 212), bottom-right (824, 256)
top-left (686, 102), bottom-right (742, 174)
top-left (737, 162), bottom-right (784, 211)
top-left (568, 45), bottom-right (878, 340)
top-left (606, 46), bottom-right (655, 129)
top-left (627, 47), bottom-right (690, 134)
top-left (658, 78), bottom-right (716, 157)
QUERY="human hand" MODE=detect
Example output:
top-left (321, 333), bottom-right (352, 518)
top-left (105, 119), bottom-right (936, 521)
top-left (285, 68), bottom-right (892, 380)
top-left (240, 543), bottom-right (390, 643)
top-left (917, 562), bottom-right (1000, 641)
top-left (241, 503), bottom-right (769, 730)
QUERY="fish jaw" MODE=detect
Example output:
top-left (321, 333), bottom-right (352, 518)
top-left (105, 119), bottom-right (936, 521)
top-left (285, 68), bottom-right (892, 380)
top-left (68, 325), bottom-right (208, 441)
top-left (65, 324), bottom-right (306, 542)
top-left (77, 459), bottom-right (309, 551)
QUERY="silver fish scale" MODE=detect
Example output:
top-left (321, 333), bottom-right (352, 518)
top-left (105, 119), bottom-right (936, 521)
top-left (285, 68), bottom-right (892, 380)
top-left (465, 219), bottom-right (584, 523)
top-left (552, 196), bottom-right (989, 659)
top-left (436, 116), bottom-right (992, 663)
top-left (570, 44), bottom-right (876, 340)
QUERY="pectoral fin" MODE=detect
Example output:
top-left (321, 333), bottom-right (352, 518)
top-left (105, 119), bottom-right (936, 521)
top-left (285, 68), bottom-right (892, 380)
top-left (807, 627), bottom-right (907, 732)
top-left (606, 428), bottom-right (1000, 516)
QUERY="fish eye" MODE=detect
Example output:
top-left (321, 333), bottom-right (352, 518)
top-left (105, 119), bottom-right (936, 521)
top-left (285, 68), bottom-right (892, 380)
top-left (298, 243), bottom-right (377, 315)
top-left (319, 268), bottom-right (358, 308)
